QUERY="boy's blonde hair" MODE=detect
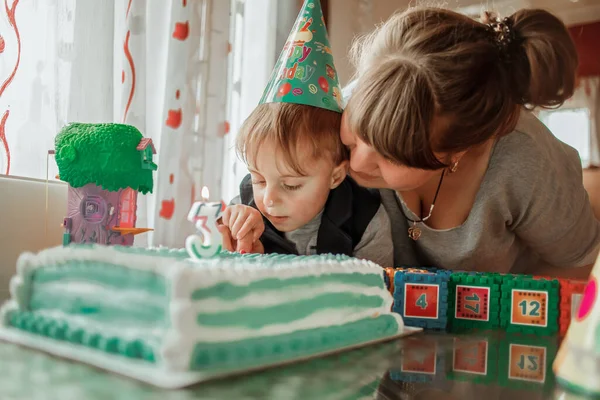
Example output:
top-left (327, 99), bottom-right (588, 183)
top-left (346, 7), bottom-right (578, 170)
top-left (236, 103), bottom-right (346, 175)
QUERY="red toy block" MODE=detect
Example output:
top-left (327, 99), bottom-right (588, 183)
top-left (558, 278), bottom-right (586, 335)
top-left (404, 283), bottom-right (440, 319)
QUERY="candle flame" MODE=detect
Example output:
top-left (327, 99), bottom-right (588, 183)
top-left (201, 186), bottom-right (209, 201)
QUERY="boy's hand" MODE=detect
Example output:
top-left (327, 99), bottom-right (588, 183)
top-left (217, 224), bottom-right (264, 254)
top-left (218, 205), bottom-right (265, 253)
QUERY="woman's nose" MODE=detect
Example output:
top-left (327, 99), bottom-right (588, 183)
top-left (349, 145), bottom-right (374, 173)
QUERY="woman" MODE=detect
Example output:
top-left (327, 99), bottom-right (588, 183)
top-left (341, 7), bottom-right (600, 277)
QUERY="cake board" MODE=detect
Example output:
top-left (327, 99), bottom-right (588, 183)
top-left (0, 325), bottom-right (422, 389)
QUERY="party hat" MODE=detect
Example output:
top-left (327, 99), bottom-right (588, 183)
top-left (553, 257), bottom-right (600, 396)
top-left (259, 0), bottom-right (343, 113)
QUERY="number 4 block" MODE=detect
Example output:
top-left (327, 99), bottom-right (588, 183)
top-left (448, 273), bottom-right (502, 332)
top-left (500, 276), bottom-right (559, 335)
top-left (392, 268), bottom-right (451, 330)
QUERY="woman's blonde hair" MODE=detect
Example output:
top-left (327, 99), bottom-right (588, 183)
top-left (236, 102), bottom-right (345, 175)
top-left (346, 7), bottom-right (578, 170)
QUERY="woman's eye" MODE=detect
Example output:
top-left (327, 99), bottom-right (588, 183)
top-left (251, 180), bottom-right (265, 186)
top-left (283, 184), bottom-right (302, 191)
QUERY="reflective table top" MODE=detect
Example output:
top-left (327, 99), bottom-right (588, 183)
top-left (0, 331), bottom-right (592, 399)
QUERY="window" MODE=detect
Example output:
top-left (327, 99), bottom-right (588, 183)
top-left (119, 188), bottom-right (137, 228)
top-left (81, 195), bottom-right (105, 224)
top-left (539, 108), bottom-right (591, 166)
top-left (221, 0), bottom-right (279, 203)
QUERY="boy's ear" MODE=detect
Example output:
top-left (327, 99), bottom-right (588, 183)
top-left (330, 161), bottom-right (348, 189)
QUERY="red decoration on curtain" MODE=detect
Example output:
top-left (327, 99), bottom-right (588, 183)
top-left (159, 198), bottom-right (175, 219)
top-left (123, 30), bottom-right (136, 123)
top-left (0, 110), bottom-right (11, 174)
top-left (166, 108), bottom-right (182, 128)
top-left (173, 21), bottom-right (189, 41)
top-left (0, 0), bottom-right (21, 175)
top-left (0, 0), bottom-right (21, 97)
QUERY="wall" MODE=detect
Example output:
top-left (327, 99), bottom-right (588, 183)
top-left (330, 0), bottom-right (411, 85)
top-left (569, 21), bottom-right (600, 78)
top-left (330, 1), bottom-right (600, 86)
top-left (0, 176), bottom-right (67, 302)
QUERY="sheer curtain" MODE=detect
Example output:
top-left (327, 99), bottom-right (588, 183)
top-left (566, 77), bottom-right (600, 166)
top-left (0, 0), bottom-right (280, 248)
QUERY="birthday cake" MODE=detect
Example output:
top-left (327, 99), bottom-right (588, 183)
top-left (0, 244), bottom-right (409, 388)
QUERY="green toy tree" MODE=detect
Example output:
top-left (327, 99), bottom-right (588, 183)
top-left (55, 123), bottom-right (154, 194)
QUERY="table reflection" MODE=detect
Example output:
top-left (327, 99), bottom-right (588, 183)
top-left (0, 330), bottom-right (592, 399)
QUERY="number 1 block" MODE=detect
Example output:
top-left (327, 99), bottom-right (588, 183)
top-left (500, 276), bottom-right (559, 335)
top-left (392, 268), bottom-right (451, 330)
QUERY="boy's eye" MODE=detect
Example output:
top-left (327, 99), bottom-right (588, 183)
top-left (283, 184), bottom-right (302, 191)
top-left (251, 180), bottom-right (265, 186)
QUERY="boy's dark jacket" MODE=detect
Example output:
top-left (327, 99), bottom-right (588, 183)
top-left (239, 174), bottom-right (381, 256)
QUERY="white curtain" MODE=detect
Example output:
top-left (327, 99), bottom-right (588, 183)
top-left (0, 0), bottom-right (235, 248)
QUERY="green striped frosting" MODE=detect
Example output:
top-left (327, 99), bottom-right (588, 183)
top-left (190, 314), bottom-right (399, 371)
top-left (29, 286), bottom-right (166, 324)
top-left (191, 272), bottom-right (384, 301)
top-left (197, 293), bottom-right (385, 329)
top-left (31, 263), bottom-right (167, 297)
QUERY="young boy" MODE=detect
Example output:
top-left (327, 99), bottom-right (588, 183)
top-left (217, 0), bottom-right (393, 267)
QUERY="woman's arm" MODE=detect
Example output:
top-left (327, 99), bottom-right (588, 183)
top-left (526, 261), bottom-right (593, 280)
top-left (510, 129), bottom-right (600, 269)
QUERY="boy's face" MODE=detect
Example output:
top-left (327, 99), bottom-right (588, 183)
top-left (248, 140), bottom-right (346, 232)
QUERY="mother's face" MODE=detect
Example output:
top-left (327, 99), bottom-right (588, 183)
top-left (340, 112), bottom-right (439, 192)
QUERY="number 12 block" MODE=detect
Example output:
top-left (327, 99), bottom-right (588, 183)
top-left (500, 276), bottom-right (559, 335)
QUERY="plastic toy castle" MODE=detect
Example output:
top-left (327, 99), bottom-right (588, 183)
top-left (54, 123), bottom-right (157, 246)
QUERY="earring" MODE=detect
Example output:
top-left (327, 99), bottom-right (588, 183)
top-left (449, 160), bottom-right (459, 173)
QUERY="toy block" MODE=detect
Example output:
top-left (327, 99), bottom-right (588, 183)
top-left (383, 268), bottom-right (395, 294)
top-left (448, 272), bottom-right (502, 332)
top-left (392, 269), bottom-right (451, 330)
top-left (500, 276), bottom-right (559, 335)
top-left (558, 278), bottom-right (586, 336)
top-left (498, 333), bottom-right (558, 391)
top-left (447, 334), bottom-right (499, 384)
top-left (389, 336), bottom-right (444, 383)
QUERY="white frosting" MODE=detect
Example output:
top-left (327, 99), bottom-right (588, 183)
top-left (168, 259), bottom-right (385, 300)
top-left (18, 245), bottom-right (385, 278)
top-left (4, 244), bottom-right (404, 372)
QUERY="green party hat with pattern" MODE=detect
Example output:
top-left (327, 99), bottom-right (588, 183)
top-left (259, 0), bottom-right (343, 113)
